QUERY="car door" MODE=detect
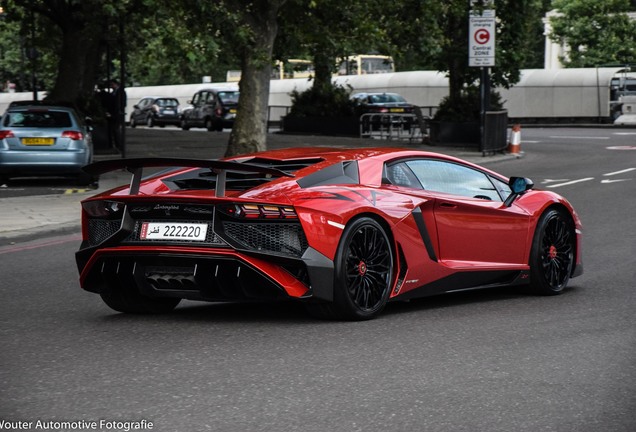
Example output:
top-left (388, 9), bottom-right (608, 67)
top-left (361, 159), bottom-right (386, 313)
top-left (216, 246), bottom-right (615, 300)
top-left (201, 91), bottom-right (217, 123)
top-left (191, 91), bottom-right (207, 126)
top-left (133, 98), bottom-right (149, 123)
top-left (398, 159), bottom-right (531, 266)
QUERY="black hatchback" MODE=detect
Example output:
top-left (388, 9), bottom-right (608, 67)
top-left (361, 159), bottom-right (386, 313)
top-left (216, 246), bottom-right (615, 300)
top-left (180, 88), bottom-right (239, 131)
top-left (129, 97), bottom-right (180, 128)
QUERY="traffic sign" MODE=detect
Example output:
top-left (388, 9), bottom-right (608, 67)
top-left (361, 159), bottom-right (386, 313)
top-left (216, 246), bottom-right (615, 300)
top-left (469, 12), bottom-right (495, 67)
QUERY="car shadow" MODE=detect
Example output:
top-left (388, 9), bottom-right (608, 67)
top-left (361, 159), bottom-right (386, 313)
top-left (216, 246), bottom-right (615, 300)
top-left (95, 284), bottom-right (582, 325)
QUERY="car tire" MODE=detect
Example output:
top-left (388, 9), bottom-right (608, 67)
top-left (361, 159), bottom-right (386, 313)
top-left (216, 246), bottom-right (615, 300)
top-left (307, 217), bottom-right (394, 320)
top-left (180, 118), bottom-right (190, 131)
top-left (146, 115), bottom-right (154, 128)
top-left (205, 117), bottom-right (215, 132)
top-left (528, 208), bottom-right (575, 295)
top-left (100, 286), bottom-right (181, 314)
top-left (129, 116), bottom-right (136, 128)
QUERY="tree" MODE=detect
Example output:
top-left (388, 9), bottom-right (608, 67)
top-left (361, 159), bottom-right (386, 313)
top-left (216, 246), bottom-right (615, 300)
top-left (276, 0), bottom-right (396, 120)
top-left (16, 0), bottom-right (136, 107)
top-left (124, 2), bottom-right (234, 86)
top-left (549, 0), bottom-right (636, 67)
top-left (431, 0), bottom-right (546, 121)
top-left (215, 0), bottom-right (287, 157)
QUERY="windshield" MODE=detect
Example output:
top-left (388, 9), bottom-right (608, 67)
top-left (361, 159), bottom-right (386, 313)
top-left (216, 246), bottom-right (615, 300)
top-left (4, 110), bottom-right (73, 128)
top-left (368, 94), bottom-right (406, 104)
top-left (156, 99), bottom-right (178, 107)
top-left (217, 92), bottom-right (239, 104)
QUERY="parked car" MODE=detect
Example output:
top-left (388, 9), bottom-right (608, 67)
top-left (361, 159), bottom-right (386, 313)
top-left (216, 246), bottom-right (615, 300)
top-left (77, 147), bottom-right (582, 320)
top-left (0, 103), bottom-right (95, 185)
top-left (351, 92), bottom-right (416, 131)
top-left (129, 96), bottom-right (180, 128)
top-left (180, 88), bottom-right (239, 131)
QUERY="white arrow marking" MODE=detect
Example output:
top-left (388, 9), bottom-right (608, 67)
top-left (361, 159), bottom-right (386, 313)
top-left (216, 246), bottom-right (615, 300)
top-left (601, 179), bottom-right (631, 184)
top-left (546, 178), bottom-right (594, 188)
top-left (603, 168), bottom-right (636, 176)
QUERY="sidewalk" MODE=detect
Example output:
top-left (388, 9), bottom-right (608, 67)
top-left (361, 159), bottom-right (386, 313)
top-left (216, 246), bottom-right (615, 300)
top-left (0, 128), bottom-right (518, 245)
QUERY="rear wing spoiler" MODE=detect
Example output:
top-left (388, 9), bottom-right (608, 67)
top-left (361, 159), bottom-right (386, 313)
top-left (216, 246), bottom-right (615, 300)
top-left (83, 157), bottom-right (294, 197)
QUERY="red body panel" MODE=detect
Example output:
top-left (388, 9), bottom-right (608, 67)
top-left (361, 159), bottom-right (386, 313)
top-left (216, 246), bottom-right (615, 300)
top-left (76, 147), bottom-right (583, 306)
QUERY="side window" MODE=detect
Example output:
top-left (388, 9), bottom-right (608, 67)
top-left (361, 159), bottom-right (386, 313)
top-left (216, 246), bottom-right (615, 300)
top-left (192, 93), bottom-right (202, 106)
top-left (384, 162), bottom-right (422, 189)
top-left (405, 159), bottom-right (502, 201)
top-left (491, 176), bottom-right (512, 201)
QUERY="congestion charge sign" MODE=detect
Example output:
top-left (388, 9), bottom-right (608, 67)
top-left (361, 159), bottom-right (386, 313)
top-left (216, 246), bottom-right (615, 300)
top-left (469, 11), bottom-right (496, 67)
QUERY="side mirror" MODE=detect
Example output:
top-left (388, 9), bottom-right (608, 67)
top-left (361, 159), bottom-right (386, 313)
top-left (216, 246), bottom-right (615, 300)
top-left (504, 177), bottom-right (534, 207)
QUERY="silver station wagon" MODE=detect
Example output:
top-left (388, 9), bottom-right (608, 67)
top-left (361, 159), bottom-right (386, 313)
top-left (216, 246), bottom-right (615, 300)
top-left (0, 103), bottom-right (95, 185)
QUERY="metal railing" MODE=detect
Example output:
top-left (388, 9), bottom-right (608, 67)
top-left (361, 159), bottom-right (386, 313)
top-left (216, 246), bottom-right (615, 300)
top-left (359, 108), bottom-right (431, 143)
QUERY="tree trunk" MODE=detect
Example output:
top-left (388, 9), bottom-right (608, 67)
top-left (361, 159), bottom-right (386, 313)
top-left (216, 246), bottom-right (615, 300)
top-left (225, 2), bottom-right (284, 157)
top-left (47, 27), bottom-right (101, 104)
top-left (312, 50), bottom-right (333, 96)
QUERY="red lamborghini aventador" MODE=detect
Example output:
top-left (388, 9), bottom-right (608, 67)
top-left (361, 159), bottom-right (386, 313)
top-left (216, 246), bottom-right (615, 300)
top-left (76, 147), bottom-right (583, 320)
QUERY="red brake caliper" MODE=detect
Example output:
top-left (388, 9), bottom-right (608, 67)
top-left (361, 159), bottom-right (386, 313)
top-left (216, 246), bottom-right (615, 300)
top-left (358, 261), bottom-right (367, 276)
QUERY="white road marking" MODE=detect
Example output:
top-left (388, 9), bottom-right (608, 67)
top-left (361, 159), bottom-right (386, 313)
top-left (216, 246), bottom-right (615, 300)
top-left (548, 136), bottom-right (609, 140)
top-left (542, 179), bottom-right (570, 184)
top-left (546, 178), bottom-right (594, 188)
top-left (603, 168), bottom-right (636, 176)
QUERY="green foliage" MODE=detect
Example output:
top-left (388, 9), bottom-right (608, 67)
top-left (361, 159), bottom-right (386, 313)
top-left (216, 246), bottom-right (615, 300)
top-left (550, 0), bottom-right (636, 67)
top-left (125, 7), bottom-right (226, 85)
top-left (433, 87), bottom-right (503, 122)
top-left (287, 84), bottom-right (356, 118)
top-left (0, 2), bottom-right (57, 92)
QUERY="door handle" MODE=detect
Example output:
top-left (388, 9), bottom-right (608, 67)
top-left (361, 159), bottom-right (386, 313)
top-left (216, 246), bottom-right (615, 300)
top-left (439, 202), bottom-right (457, 209)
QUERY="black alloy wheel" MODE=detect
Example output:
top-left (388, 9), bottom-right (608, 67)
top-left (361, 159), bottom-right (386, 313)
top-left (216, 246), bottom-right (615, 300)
top-left (146, 115), bottom-right (155, 128)
top-left (529, 208), bottom-right (575, 295)
top-left (334, 217), bottom-right (394, 320)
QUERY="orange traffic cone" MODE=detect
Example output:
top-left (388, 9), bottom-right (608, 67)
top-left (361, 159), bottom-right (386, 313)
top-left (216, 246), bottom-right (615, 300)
top-left (508, 124), bottom-right (522, 155)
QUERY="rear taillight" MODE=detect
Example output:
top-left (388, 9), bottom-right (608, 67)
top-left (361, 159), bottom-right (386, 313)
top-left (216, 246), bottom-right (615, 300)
top-left (215, 108), bottom-right (223, 116)
top-left (62, 130), bottom-right (84, 140)
top-left (83, 200), bottom-right (125, 218)
top-left (220, 203), bottom-right (298, 219)
top-left (0, 130), bottom-right (15, 139)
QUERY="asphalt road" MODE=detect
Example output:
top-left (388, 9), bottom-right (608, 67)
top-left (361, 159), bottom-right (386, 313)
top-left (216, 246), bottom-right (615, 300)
top-left (0, 128), bottom-right (635, 432)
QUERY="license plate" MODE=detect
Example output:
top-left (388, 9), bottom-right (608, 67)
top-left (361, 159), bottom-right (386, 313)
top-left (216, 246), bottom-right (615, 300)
top-left (389, 108), bottom-right (405, 113)
top-left (22, 138), bottom-right (55, 146)
top-left (163, 110), bottom-right (175, 114)
top-left (229, 109), bottom-right (237, 114)
top-left (140, 222), bottom-right (208, 241)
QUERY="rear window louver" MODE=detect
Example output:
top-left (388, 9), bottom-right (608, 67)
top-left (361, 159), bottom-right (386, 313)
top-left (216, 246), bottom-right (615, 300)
top-left (165, 157), bottom-right (324, 192)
